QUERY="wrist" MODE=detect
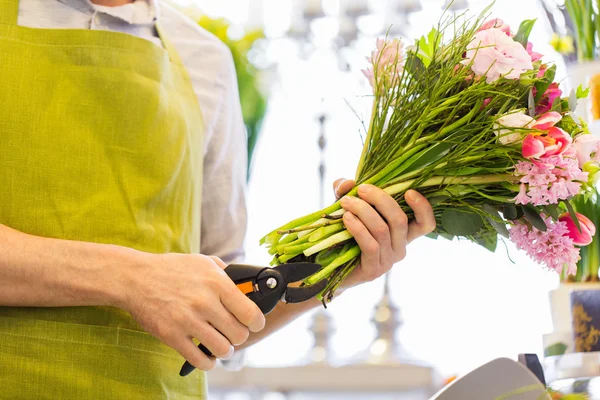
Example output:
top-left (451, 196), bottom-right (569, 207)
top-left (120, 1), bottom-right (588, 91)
top-left (96, 244), bottom-right (147, 310)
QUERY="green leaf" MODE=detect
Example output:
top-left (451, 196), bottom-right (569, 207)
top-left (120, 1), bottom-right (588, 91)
top-left (565, 199), bottom-right (582, 232)
top-left (412, 28), bottom-right (438, 67)
top-left (528, 89), bottom-right (536, 117)
top-left (503, 204), bottom-right (520, 220)
top-left (426, 232), bottom-right (439, 240)
top-left (402, 130), bottom-right (468, 174)
top-left (543, 204), bottom-right (560, 220)
top-left (522, 205), bottom-right (547, 232)
top-left (544, 342), bottom-right (568, 357)
top-left (483, 205), bottom-right (509, 238)
top-left (569, 88), bottom-right (579, 112)
top-left (514, 19), bottom-right (537, 47)
top-left (405, 53), bottom-right (426, 79)
top-left (452, 167), bottom-right (483, 176)
top-left (534, 64), bottom-right (557, 102)
top-left (474, 231), bottom-right (498, 252)
top-left (577, 84), bottom-right (591, 99)
top-left (441, 209), bottom-right (484, 236)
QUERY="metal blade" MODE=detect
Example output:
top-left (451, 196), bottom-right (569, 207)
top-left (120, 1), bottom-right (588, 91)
top-left (284, 279), bottom-right (328, 303)
top-left (273, 262), bottom-right (322, 284)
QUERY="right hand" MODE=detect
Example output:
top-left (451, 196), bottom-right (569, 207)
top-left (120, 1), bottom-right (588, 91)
top-left (120, 252), bottom-right (265, 371)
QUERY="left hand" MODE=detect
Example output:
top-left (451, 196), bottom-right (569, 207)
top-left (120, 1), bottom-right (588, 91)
top-left (333, 179), bottom-right (435, 289)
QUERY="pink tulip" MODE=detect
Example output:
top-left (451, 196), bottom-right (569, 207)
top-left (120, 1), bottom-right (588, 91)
top-left (573, 134), bottom-right (600, 167)
top-left (535, 83), bottom-right (562, 115)
top-left (559, 212), bottom-right (597, 246)
top-left (532, 111), bottom-right (562, 130)
top-left (522, 128), bottom-right (572, 159)
top-left (479, 18), bottom-right (511, 36)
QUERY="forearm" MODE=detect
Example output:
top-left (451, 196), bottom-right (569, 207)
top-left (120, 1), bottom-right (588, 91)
top-left (0, 224), bottom-right (131, 308)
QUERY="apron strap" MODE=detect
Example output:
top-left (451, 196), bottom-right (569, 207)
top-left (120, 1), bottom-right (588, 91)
top-left (155, 22), bottom-right (183, 65)
top-left (0, 0), bottom-right (18, 25)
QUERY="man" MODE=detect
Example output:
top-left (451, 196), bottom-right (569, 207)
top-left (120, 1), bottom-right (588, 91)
top-left (0, 0), bottom-right (436, 398)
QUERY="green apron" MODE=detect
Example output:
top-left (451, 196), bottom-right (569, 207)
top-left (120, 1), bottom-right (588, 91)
top-left (0, 0), bottom-right (206, 398)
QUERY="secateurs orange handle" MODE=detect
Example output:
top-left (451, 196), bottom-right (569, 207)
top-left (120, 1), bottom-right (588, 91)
top-left (179, 262), bottom-right (326, 376)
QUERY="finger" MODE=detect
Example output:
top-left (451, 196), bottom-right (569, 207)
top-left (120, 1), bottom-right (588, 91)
top-left (333, 178), bottom-right (356, 199)
top-left (220, 281), bottom-right (265, 333)
top-left (192, 321), bottom-right (234, 359)
top-left (207, 304), bottom-right (250, 346)
top-left (343, 211), bottom-right (380, 271)
top-left (172, 338), bottom-right (217, 372)
top-left (209, 256), bottom-right (227, 269)
top-left (341, 192), bottom-right (391, 251)
top-left (357, 184), bottom-right (408, 253)
top-left (405, 190), bottom-right (436, 243)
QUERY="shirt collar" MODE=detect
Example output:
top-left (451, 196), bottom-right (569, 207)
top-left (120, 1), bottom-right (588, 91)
top-left (58, 0), bottom-right (159, 25)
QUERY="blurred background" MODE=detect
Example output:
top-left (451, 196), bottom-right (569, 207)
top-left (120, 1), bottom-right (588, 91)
top-left (170, 0), bottom-right (582, 398)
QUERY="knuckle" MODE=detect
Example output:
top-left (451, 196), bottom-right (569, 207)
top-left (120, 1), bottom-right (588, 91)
top-left (394, 211), bottom-right (409, 227)
top-left (372, 224), bottom-right (389, 239)
top-left (195, 355), bottom-right (216, 371)
top-left (365, 241), bottom-right (380, 255)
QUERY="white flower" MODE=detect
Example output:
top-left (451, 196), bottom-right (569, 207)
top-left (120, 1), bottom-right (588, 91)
top-left (493, 110), bottom-right (535, 145)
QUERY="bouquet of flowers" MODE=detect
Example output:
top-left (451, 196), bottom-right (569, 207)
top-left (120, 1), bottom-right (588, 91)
top-left (261, 6), bottom-right (599, 302)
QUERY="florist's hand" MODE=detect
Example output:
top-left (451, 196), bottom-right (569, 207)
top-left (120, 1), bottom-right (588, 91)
top-left (333, 179), bottom-right (436, 289)
top-left (121, 253), bottom-right (265, 371)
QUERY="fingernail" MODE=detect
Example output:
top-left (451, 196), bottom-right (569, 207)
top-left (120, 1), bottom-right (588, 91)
top-left (340, 196), bottom-right (353, 206)
top-left (223, 346), bottom-right (234, 360)
top-left (344, 212), bottom-right (356, 222)
top-left (405, 190), bottom-right (419, 203)
top-left (358, 184), bottom-right (371, 194)
top-left (334, 179), bottom-right (346, 195)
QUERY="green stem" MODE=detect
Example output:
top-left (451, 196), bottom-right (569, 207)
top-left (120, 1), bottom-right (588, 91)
top-left (307, 245), bottom-right (361, 285)
top-left (383, 174), bottom-right (518, 196)
top-left (304, 230), bottom-right (353, 257)
top-left (355, 100), bottom-right (378, 181)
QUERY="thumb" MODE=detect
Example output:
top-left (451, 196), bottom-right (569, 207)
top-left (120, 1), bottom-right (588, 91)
top-left (333, 178), bottom-right (356, 199)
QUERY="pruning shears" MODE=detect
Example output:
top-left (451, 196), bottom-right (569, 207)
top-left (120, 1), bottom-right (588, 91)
top-left (179, 262), bottom-right (326, 376)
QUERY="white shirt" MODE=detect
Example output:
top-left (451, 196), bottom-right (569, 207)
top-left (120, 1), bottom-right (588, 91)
top-left (18, 0), bottom-right (248, 263)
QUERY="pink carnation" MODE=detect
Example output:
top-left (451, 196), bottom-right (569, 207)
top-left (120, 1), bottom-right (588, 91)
top-left (462, 28), bottom-right (533, 84)
top-left (479, 18), bottom-right (511, 35)
top-left (509, 215), bottom-right (580, 275)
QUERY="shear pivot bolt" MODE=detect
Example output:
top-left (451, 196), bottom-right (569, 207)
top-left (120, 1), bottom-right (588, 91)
top-left (266, 278), bottom-right (278, 289)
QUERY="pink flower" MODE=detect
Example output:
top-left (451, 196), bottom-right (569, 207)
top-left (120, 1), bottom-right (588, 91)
top-left (537, 64), bottom-right (548, 78)
top-left (514, 157), bottom-right (587, 206)
top-left (526, 42), bottom-right (543, 62)
top-left (522, 128), bottom-right (572, 159)
top-left (462, 28), bottom-right (533, 84)
top-left (510, 215), bottom-right (580, 275)
top-left (522, 112), bottom-right (572, 160)
top-left (513, 183), bottom-right (531, 204)
top-left (494, 110), bottom-right (534, 144)
top-left (479, 18), bottom-right (511, 36)
top-left (559, 212), bottom-right (597, 246)
top-left (363, 38), bottom-right (405, 93)
top-left (573, 134), bottom-right (600, 167)
top-left (535, 83), bottom-right (562, 115)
